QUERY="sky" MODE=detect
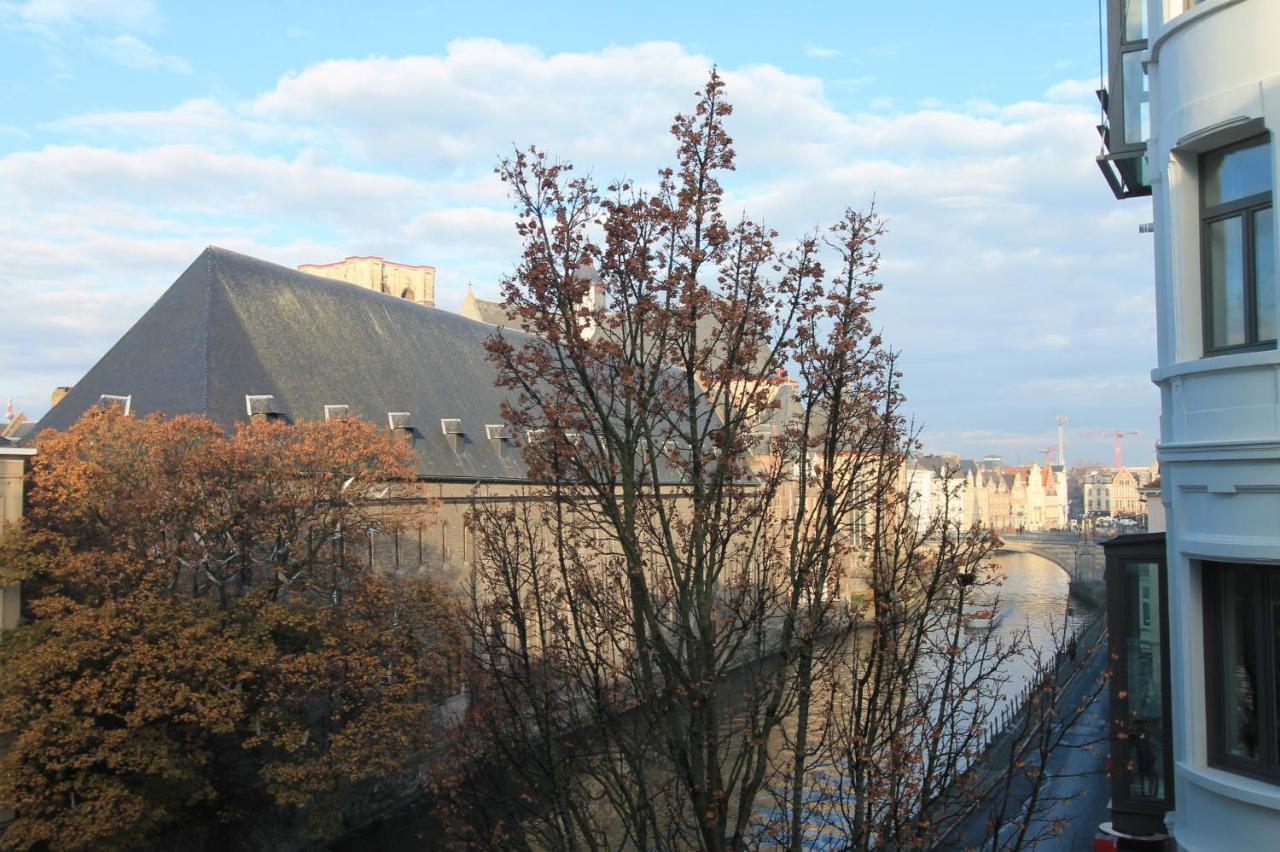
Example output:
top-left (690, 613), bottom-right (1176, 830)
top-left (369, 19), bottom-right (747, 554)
top-left (0, 0), bottom-right (1158, 467)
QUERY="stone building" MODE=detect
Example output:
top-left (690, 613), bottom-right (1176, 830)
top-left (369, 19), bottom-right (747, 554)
top-left (0, 445), bottom-right (34, 631)
top-left (32, 246), bottom-right (864, 605)
top-left (33, 248), bottom-right (527, 590)
top-left (459, 282), bottom-right (512, 326)
top-left (905, 455), bottom-right (1068, 533)
top-left (297, 255), bottom-right (436, 307)
top-left (1081, 467), bottom-right (1151, 517)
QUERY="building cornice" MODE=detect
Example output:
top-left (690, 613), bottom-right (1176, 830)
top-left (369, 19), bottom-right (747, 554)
top-left (1149, 0), bottom-right (1250, 65)
top-left (1158, 439), bottom-right (1280, 462)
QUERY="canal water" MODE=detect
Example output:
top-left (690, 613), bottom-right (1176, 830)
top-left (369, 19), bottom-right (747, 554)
top-left (991, 549), bottom-right (1076, 648)
top-left (338, 550), bottom-right (1077, 850)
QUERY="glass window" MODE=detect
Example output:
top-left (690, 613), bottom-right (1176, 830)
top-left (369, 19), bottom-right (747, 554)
top-left (1258, 207), bottom-right (1276, 343)
top-left (1206, 563), bottom-right (1280, 780)
top-left (1201, 136), bottom-right (1275, 355)
top-left (1122, 51), bottom-right (1149, 146)
top-left (1204, 141), bottom-right (1272, 207)
top-left (1123, 0), bottom-right (1146, 42)
top-left (1206, 217), bottom-right (1246, 348)
top-left (1221, 569), bottom-right (1261, 760)
top-left (1124, 560), bottom-right (1166, 798)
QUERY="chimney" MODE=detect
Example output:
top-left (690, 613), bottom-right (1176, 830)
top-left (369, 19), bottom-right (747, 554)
top-left (51, 387), bottom-right (70, 407)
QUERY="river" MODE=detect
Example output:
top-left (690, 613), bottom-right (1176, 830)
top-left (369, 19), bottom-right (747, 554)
top-left (989, 549), bottom-right (1081, 708)
top-left (338, 550), bottom-right (1079, 850)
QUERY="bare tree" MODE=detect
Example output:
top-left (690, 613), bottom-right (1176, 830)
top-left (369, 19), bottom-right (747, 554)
top-left (969, 610), bottom-right (1109, 852)
top-left (435, 73), bottom-right (1078, 852)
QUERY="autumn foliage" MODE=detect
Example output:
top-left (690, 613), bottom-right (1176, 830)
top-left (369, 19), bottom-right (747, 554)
top-left (0, 409), bottom-right (459, 850)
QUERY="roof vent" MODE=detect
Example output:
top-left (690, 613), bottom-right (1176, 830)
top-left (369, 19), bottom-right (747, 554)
top-left (324, 404), bottom-right (350, 422)
top-left (441, 418), bottom-right (464, 436)
top-left (485, 423), bottom-right (511, 441)
top-left (388, 412), bottom-right (412, 430)
top-left (98, 394), bottom-right (132, 415)
top-left (246, 394), bottom-right (283, 422)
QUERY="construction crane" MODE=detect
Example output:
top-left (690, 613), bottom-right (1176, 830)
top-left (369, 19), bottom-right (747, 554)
top-left (1056, 415), bottom-right (1070, 468)
top-left (1037, 446), bottom-right (1058, 467)
top-left (1080, 429), bottom-right (1140, 469)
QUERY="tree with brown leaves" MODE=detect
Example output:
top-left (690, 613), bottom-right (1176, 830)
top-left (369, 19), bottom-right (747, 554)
top-left (0, 409), bottom-right (459, 850)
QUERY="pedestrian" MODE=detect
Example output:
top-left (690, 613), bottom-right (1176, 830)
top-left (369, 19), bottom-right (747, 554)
top-left (1068, 636), bottom-right (1078, 663)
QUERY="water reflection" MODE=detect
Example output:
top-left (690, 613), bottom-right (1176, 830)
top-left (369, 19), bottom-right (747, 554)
top-left (989, 550), bottom-right (1077, 714)
top-left (338, 550), bottom-right (1077, 850)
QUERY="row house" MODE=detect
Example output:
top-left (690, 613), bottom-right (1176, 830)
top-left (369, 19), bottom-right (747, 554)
top-left (1082, 466), bottom-right (1154, 517)
top-left (905, 455), bottom-right (1069, 534)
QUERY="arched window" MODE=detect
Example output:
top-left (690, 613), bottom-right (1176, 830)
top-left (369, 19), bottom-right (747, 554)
top-left (400, 287), bottom-right (415, 301)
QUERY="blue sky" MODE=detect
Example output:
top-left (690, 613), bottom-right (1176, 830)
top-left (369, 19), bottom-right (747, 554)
top-left (0, 0), bottom-right (1158, 467)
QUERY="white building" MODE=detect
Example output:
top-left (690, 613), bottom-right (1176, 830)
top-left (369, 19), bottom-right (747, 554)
top-left (904, 454), bottom-right (970, 535)
top-left (1098, 0), bottom-right (1280, 847)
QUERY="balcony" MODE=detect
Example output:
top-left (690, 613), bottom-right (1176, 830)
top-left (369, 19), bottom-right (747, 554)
top-left (1097, 0), bottom-right (1151, 199)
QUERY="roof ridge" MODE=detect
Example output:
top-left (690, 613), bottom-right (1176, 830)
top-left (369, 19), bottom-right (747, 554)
top-left (201, 248), bottom-right (214, 416)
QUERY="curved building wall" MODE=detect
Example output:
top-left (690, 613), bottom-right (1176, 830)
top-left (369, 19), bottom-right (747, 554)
top-left (1147, 0), bottom-right (1280, 848)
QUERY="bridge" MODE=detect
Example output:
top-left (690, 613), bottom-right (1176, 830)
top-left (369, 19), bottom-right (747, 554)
top-left (995, 531), bottom-right (1105, 593)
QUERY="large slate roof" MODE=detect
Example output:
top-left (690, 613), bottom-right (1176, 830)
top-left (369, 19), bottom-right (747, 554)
top-left (33, 247), bottom-right (529, 481)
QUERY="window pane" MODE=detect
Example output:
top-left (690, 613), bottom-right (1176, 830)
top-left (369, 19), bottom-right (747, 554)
top-left (1124, 560), bottom-right (1165, 799)
top-left (1257, 207), bottom-right (1276, 342)
top-left (1123, 0), bottom-right (1146, 42)
top-left (1122, 51), bottom-right (1148, 146)
top-left (1221, 568), bottom-right (1261, 761)
top-left (1204, 138), bottom-right (1272, 207)
top-left (1274, 578), bottom-right (1280, 769)
top-left (1207, 216), bottom-right (1247, 348)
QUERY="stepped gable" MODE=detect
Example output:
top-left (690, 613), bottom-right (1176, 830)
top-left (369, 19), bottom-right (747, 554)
top-left (460, 283), bottom-right (514, 326)
top-left (32, 247), bottom-right (527, 481)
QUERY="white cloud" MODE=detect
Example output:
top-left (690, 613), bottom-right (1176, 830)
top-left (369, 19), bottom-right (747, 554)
top-left (88, 33), bottom-right (188, 72)
top-left (804, 44), bottom-right (841, 59)
top-left (1045, 78), bottom-right (1099, 103)
top-left (3, 0), bottom-right (157, 31)
top-left (2, 39), bottom-right (1158, 462)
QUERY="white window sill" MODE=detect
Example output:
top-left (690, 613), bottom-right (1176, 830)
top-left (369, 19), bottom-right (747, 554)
top-left (1178, 761), bottom-right (1280, 811)
top-left (1151, 348), bottom-right (1280, 382)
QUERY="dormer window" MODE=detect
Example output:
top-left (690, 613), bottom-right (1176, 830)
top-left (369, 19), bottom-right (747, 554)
top-left (1201, 135), bottom-right (1274, 355)
top-left (324, 404), bottom-right (350, 422)
top-left (98, 394), bottom-right (132, 415)
top-left (246, 394), bottom-right (283, 422)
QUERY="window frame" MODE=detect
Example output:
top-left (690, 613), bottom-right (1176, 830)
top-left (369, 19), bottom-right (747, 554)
top-left (1203, 561), bottom-right (1280, 783)
top-left (1102, 532), bottom-right (1174, 835)
top-left (1199, 134), bottom-right (1275, 356)
top-left (1105, 0), bottom-right (1148, 157)
top-left (1097, 0), bottom-right (1152, 199)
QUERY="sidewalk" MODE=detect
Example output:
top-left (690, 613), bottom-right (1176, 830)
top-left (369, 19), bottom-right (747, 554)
top-left (938, 616), bottom-right (1111, 850)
